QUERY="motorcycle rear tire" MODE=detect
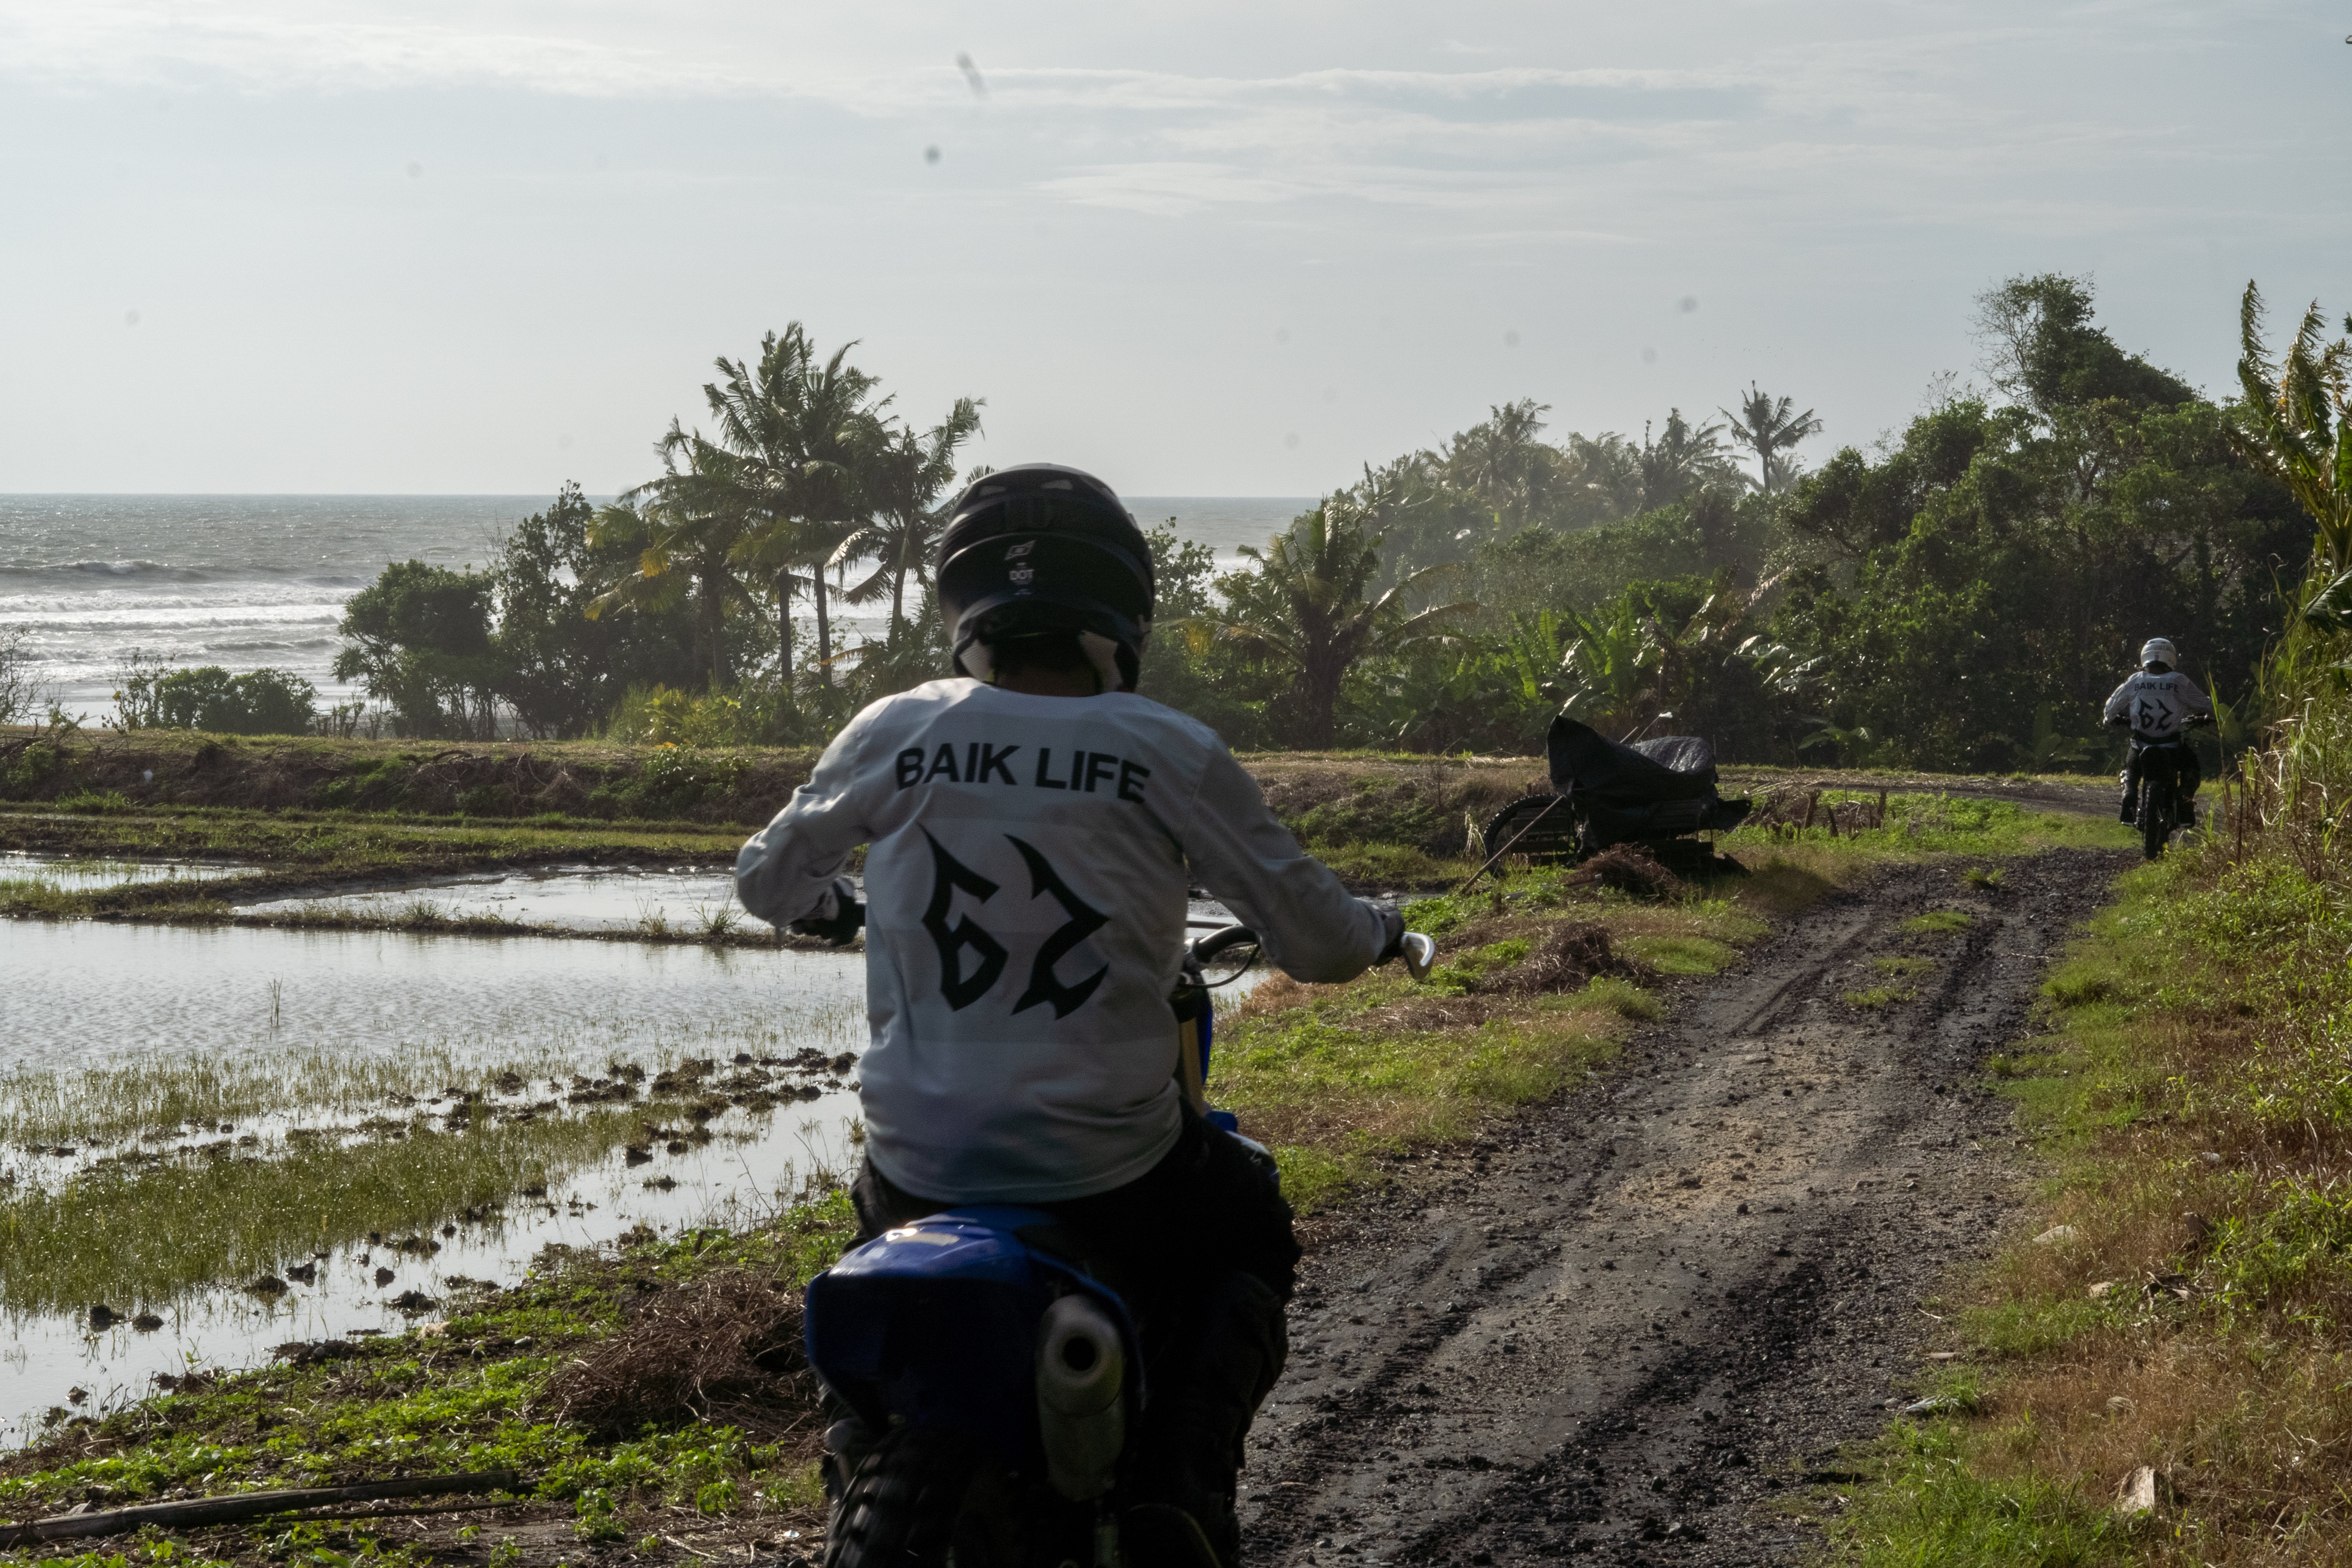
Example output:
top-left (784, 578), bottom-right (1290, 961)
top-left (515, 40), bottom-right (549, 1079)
top-left (2142, 784), bottom-right (2169, 861)
top-left (823, 1427), bottom-right (1024, 1568)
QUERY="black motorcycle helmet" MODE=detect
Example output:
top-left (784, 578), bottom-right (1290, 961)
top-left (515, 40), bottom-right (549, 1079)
top-left (935, 464), bottom-right (1155, 692)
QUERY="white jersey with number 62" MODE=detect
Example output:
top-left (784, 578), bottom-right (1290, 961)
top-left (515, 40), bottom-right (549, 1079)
top-left (735, 679), bottom-right (1390, 1205)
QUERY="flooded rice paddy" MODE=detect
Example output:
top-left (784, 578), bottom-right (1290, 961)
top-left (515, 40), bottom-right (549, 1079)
top-left (2, 866), bottom-right (1266, 1445)
top-left (0, 918), bottom-right (871, 1444)
top-left (242, 864), bottom-right (745, 933)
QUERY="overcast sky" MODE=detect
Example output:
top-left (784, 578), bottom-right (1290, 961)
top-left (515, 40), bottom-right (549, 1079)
top-left (1, 1), bottom-right (2345, 496)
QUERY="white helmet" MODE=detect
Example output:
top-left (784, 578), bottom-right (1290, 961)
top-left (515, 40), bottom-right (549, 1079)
top-left (2140, 638), bottom-right (2178, 670)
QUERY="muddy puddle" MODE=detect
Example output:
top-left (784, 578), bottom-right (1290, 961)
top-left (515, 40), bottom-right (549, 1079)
top-left (1, 851), bottom-right (263, 892)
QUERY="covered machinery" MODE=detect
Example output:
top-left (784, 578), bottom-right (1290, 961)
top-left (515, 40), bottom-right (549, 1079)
top-left (1481, 716), bottom-right (1753, 874)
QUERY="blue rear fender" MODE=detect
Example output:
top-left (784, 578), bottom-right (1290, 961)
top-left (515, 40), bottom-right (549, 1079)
top-left (803, 1207), bottom-right (1143, 1457)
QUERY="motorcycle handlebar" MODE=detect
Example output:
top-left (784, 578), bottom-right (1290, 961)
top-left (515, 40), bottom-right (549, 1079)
top-left (1185, 924), bottom-right (1437, 982)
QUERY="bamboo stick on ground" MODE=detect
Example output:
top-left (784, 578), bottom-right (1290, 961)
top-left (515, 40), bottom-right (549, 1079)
top-left (0, 1472), bottom-right (521, 1547)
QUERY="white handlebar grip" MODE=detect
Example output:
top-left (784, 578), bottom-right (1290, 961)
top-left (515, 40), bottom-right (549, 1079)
top-left (1402, 932), bottom-right (1436, 982)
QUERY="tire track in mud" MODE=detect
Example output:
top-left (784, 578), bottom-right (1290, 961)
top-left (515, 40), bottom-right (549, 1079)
top-left (1238, 847), bottom-right (2129, 1566)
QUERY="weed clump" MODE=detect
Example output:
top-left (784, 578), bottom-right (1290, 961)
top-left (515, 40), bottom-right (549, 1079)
top-left (1479, 923), bottom-right (1656, 997)
top-left (548, 1270), bottom-right (818, 1443)
top-left (1571, 844), bottom-right (1684, 898)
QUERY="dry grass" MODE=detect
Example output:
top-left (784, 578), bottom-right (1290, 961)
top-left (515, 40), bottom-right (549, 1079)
top-left (547, 1269), bottom-right (822, 1448)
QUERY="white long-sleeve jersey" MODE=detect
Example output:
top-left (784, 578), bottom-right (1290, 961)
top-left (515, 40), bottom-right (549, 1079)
top-left (735, 679), bottom-right (1390, 1204)
top-left (2103, 670), bottom-right (2212, 742)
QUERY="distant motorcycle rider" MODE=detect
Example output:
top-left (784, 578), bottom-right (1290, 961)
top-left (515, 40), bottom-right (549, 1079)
top-left (2103, 638), bottom-right (2213, 824)
top-left (735, 465), bottom-right (1406, 1567)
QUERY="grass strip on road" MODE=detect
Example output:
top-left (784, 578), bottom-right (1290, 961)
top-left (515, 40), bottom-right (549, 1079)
top-left (1213, 795), bottom-right (2132, 1216)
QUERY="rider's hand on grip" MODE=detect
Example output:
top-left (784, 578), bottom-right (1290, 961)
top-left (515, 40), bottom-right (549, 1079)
top-left (1400, 932), bottom-right (1436, 982)
top-left (788, 877), bottom-right (865, 946)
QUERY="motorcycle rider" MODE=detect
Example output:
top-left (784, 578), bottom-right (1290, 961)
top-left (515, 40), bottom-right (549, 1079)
top-left (735, 464), bottom-right (1407, 1567)
top-left (2103, 637), bottom-right (2213, 824)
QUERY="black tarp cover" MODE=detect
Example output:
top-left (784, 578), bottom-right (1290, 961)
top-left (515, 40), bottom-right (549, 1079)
top-left (1543, 716), bottom-right (1751, 847)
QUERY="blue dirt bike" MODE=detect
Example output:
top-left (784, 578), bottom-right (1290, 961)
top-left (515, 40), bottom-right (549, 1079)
top-left (804, 923), bottom-right (1434, 1568)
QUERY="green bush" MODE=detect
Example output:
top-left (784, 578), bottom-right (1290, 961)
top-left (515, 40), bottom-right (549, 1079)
top-left (120, 664), bottom-right (318, 735)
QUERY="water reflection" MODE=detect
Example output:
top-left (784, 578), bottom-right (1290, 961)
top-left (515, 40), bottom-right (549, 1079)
top-left (2, 920), bottom-right (866, 1075)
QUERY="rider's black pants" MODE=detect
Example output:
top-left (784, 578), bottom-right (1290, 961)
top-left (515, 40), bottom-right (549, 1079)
top-left (851, 1104), bottom-right (1301, 1327)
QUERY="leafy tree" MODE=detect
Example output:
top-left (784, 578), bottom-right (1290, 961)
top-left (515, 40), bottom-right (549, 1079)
top-left (0, 626), bottom-right (48, 727)
top-left (334, 561), bottom-right (498, 738)
top-left (493, 483), bottom-right (704, 738)
top-left (1720, 384), bottom-right (1823, 493)
top-left (1178, 499), bottom-right (1474, 748)
top-left (1557, 594), bottom-right (1655, 739)
top-left (1974, 273), bottom-right (2198, 417)
top-left (1768, 278), bottom-right (2307, 769)
top-left (1782, 400), bottom-right (2017, 561)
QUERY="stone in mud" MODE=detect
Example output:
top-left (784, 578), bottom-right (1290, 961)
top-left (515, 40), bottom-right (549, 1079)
top-left (389, 1289), bottom-right (439, 1314)
top-left (246, 1275), bottom-right (289, 1296)
top-left (87, 1303), bottom-right (118, 1328)
top-left (374, 1266), bottom-right (397, 1286)
top-left (285, 1261), bottom-right (317, 1284)
top-left (624, 1145), bottom-right (654, 1165)
top-left (131, 1312), bottom-right (164, 1332)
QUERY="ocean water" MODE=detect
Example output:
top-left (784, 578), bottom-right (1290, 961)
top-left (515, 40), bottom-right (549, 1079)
top-left (0, 495), bottom-right (1310, 721)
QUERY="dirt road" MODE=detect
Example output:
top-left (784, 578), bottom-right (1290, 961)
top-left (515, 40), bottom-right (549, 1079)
top-left (1239, 847), bottom-right (2129, 1566)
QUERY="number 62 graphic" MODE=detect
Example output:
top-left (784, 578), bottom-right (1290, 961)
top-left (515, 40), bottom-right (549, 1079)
top-left (920, 829), bottom-right (1110, 1018)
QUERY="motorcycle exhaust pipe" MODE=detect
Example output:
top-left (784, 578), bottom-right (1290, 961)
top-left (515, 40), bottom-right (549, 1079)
top-left (1036, 1293), bottom-right (1126, 1501)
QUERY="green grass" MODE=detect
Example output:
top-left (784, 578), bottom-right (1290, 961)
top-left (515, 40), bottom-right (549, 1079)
top-left (1872, 956), bottom-right (1936, 976)
top-left (0, 1041), bottom-right (853, 1312)
top-left (0, 1106), bottom-right (650, 1313)
top-left (1842, 982), bottom-right (1917, 1008)
top-left (1719, 793), bottom-right (2135, 862)
top-left (0, 1043), bottom-right (592, 1147)
top-left (0, 1215), bottom-right (858, 1552)
top-left (1828, 1420), bottom-right (2123, 1567)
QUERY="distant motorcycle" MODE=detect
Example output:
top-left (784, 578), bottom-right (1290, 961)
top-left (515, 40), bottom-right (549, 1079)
top-left (804, 922), bottom-right (1434, 1568)
top-left (2120, 715), bottom-right (2212, 860)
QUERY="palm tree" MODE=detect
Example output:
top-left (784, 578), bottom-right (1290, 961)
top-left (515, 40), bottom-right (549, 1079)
top-left (1720, 384), bottom-right (1824, 494)
top-left (1637, 410), bottom-right (1739, 510)
top-left (585, 451), bottom-right (763, 688)
top-left (1443, 399), bottom-right (1557, 528)
top-left (1177, 495), bottom-right (1474, 748)
top-left (833, 400), bottom-right (984, 639)
top-left (2227, 281), bottom-right (2352, 578)
top-left (770, 342), bottom-right (892, 686)
top-left (680, 326), bottom-right (895, 687)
